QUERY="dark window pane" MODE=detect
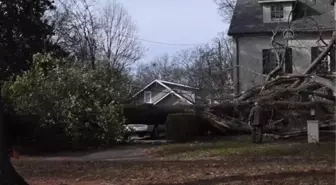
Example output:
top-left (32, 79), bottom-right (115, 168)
top-left (271, 4), bottom-right (284, 20)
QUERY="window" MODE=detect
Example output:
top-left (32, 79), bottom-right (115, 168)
top-left (263, 49), bottom-right (279, 74)
top-left (311, 46), bottom-right (335, 74)
top-left (144, 91), bottom-right (152, 103)
top-left (262, 48), bottom-right (292, 74)
top-left (271, 5), bottom-right (284, 21)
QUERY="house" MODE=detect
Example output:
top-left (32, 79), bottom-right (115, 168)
top-left (229, 0), bottom-right (335, 94)
top-left (132, 79), bottom-right (200, 105)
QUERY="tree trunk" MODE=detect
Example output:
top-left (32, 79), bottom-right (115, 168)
top-left (0, 97), bottom-right (29, 185)
top-left (90, 54), bottom-right (95, 70)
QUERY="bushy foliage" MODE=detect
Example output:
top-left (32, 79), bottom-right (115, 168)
top-left (2, 53), bottom-right (128, 150)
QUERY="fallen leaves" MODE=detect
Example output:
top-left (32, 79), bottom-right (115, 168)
top-left (12, 140), bottom-right (336, 185)
top-left (13, 156), bottom-right (335, 185)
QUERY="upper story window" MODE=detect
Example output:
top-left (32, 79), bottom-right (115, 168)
top-left (271, 5), bottom-right (284, 21)
top-left (258, 0), bottom-right (295, 23)
top-left (144, 91), bottom-right (152, 103)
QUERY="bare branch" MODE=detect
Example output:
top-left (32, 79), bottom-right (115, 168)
top-left (304, 32), bottom-right (336, 74)
top-left (266, 29), bottom-right (284, 81)
top-left (214, 0), bottom-right (236, 21)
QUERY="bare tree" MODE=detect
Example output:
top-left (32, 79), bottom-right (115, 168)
top-left (53, 0), bottom-right (100, 69)
top-left (135, 54), bottom-right (186, 86)
top-left (135, 33), bottom-right (234, 103)
top-left (100, 0), bottom-right (143, 71)
top-left (53, 0), bottom-right (142, 71)
top-left (214, 0), bottom-right (236, 21)
top-left (177, 34), bottom-right (234, 102)
top-left (193, 1), bottom-right (336, 135)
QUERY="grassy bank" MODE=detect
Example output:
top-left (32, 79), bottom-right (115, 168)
top-left (153, 138), bottom-right (335, 160)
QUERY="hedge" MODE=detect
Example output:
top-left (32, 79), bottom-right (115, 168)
top-left (165, 113), bottom-right (206, 141)
top-left (123, 104), bottom-right (187, 126)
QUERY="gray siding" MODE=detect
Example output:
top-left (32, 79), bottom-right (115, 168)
top-left (233, 32), bottom-right (332, 92)
top-left (167, 85), bottom-right (196, 103)
top-left (158, 95), bottom-right (180, 105)
top-left (155, 95), bottom-right (184, 105)
top-left (135, 83), bottom-right (170, 104)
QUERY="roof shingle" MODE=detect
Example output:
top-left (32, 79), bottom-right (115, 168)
top-left (228, 0), bottom-right (334, 36)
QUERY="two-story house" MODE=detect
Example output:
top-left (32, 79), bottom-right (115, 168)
top-left (229, 0), bottom-right (335, 94)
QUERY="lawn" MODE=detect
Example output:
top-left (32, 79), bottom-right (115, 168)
top-left (152, 135), bottom-right (335, 160)
top-left (13, 135), bottom-right (336, 185)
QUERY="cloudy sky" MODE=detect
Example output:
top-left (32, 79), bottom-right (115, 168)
top-left (120, 0), bottom-right (229, 63)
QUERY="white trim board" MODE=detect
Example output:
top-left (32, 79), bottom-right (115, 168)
top-left (159, 80), bottom-right (198, 90)
top-left (144, 91), bottom-right (152, 103)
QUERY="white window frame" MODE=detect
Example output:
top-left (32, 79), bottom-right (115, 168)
top-left (144, 91), bottom-right (152, 103)
top-left (271, 4), bottom-right (285, 21)
top-left (318, 46), bottom-right (331, 73)
top-left (323, 55), bottom-right (331, 72)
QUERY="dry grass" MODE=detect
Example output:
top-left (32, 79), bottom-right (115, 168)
top-left (152, 137), bottom-right (335, 161)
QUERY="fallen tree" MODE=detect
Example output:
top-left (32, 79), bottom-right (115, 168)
top-left (125, 32), bottom-right (335, 136)
top-left (204, 32), bottom-right (336, 135)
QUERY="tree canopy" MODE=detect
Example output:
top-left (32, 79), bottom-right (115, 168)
top-left (0, 0), bottom-right (64, 80)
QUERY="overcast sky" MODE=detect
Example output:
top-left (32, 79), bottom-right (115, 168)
top-left (120, 0), bottom-right (229, 64)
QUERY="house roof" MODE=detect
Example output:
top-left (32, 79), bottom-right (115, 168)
top-left (158, 80), bottom-right (198, 90)
top-left (258, 0), bottom-right (296, 3)
top-left (228, 0), bottom-right (334, 36)
top-left (153, 92), bottom-right (174, 105)
top-left (153, 92), bottom-right (192, 105)
top-left (132, 79), bottom-right (194, 104)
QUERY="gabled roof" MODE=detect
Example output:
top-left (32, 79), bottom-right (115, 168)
top-left (153, 92), bottom-right (174, 105)
top-left (258, 0), bottom-right (296, 3)
top-left (228, 0), bottom-right (334, 36)
top-left (132, 79), bottom-right (194, 104)
top-left (153, 92), bottom-right (193, 105)
top-left (158, 80), bottom-right (198, 90)
top-left (132, 80), bottom-right (161, 98)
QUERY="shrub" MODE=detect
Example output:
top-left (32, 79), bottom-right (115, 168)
top-left (165, 113), bottom-right (204, 141)
top-left (123, 104), bottom-right (187, 126)
top-left (2, 53), bottom-right (128, 150)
